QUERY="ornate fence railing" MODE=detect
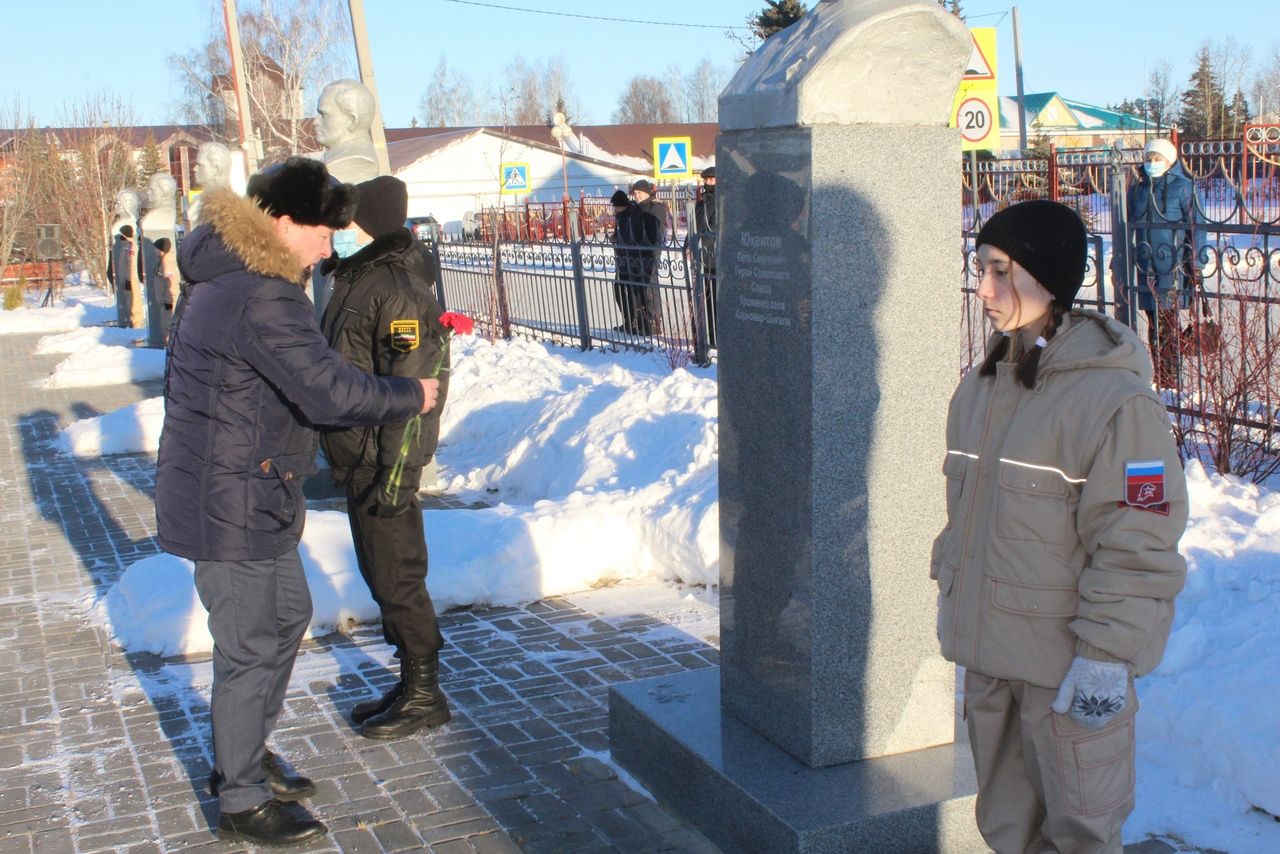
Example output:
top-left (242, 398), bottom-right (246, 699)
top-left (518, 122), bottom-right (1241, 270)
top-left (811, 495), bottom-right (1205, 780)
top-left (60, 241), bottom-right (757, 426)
top-left (427, 133), bottom-right (1280, 478)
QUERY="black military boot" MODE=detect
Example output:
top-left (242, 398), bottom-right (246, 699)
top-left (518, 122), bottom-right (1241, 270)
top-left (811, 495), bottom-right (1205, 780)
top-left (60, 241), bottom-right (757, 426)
top-left (217, 798), bottom-right (327, 846)
top-left (209, 750), bottom-right (316, 802)
top-left (350, 682), bottom-right (402, 725)
top-left (358, 655), bottom-right (451, 740)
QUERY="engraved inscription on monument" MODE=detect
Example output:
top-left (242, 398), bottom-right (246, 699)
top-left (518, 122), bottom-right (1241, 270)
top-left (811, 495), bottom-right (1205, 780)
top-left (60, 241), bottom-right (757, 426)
top-left (720, 130), bottom-right (811, 335)
top-left (734, 231), bottom-right (792, 327)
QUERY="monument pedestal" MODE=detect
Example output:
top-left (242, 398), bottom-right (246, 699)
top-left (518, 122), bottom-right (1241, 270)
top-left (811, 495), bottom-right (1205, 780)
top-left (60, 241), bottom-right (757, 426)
top-left (611, 669), bottom-right (982, 853)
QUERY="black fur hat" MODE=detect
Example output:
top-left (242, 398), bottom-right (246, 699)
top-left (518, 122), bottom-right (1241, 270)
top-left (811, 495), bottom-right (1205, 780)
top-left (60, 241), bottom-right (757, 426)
top-left (247, 157), bottom-right (357, 229)
top-left (610, 190), bottom-right (629, 206)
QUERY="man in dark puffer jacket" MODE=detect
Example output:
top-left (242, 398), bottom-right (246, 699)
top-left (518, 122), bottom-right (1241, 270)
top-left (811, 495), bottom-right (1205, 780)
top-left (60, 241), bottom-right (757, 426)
top-left (320, 176), bottom-right (452, 740)
top-left (157, 158), bottom-right (440, 847)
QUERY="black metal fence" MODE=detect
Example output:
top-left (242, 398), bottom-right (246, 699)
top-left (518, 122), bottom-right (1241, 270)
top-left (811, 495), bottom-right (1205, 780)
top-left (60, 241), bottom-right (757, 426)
top-left (426, 223), bottom-right (717, 367)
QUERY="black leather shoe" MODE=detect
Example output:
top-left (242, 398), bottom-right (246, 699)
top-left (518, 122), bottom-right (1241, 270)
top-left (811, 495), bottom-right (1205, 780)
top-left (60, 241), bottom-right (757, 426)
top-left (217, 798), bottom-right (326, 846)
top-left (351, 683), bottom-right (402, 725)
top-left (209, 751), bottom-right (316, 802)
top-left (262, 750), bottom-right (317, 801)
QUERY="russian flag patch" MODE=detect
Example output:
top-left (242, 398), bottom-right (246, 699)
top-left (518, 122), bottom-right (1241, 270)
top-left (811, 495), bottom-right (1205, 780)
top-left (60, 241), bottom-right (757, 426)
top-left (1123, 459), bottom-right (1167, 512)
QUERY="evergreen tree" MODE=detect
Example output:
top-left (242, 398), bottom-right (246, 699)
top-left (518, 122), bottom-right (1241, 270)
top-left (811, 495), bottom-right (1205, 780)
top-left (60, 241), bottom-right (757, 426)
top-left (1180, 46), bottom-right (1225, 138)
top-left (1227, 90), bottom-right (1252, 136)
top-left (750, 1), bottom-right (807, 42)
top-left (136, 132), bottom-right (166, 187)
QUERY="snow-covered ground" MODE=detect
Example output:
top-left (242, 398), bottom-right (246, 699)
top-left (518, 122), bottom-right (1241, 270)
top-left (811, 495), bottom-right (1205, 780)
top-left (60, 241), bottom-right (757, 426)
top-left (9, 283), bottom-right (1280, 850)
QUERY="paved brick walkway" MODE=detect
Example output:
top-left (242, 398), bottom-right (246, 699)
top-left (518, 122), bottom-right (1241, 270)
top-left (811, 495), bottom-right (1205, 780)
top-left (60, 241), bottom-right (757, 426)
top-left (0, 331), bottom-right (721, 853)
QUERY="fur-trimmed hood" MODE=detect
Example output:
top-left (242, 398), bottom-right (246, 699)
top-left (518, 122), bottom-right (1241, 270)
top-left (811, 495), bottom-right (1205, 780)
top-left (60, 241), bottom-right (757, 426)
top-left (177, 188), bottom-right (306, 286)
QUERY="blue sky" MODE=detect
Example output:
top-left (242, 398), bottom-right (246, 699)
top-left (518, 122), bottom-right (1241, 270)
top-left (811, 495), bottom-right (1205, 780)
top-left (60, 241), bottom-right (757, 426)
top-left (5, 1), bottom-right (1277, 128)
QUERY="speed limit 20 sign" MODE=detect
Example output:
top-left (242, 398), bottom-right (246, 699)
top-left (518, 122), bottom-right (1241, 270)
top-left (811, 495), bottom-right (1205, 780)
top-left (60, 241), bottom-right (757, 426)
top-left (950, 27), bottom-right (1000, 152)
top-left (956, 93), bottom-right (999, 148)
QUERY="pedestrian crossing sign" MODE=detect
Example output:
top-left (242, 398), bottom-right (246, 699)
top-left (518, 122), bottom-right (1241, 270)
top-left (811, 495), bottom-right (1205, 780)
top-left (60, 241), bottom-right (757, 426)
top-left (500, 162), bottom-right (530, 195)
top-left (652, 136), bottom-right (693, 180)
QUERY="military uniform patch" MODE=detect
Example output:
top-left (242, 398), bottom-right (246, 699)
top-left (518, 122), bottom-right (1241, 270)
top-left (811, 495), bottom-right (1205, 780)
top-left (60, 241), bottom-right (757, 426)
top-left (1118, 459), bottom-right (1170, 515)
top-left (390, 319), bottom-right (420, 352)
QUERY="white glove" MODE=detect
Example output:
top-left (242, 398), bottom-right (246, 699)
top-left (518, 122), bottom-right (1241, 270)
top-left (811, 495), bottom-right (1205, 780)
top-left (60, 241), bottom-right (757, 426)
top-left (1051, 656), bottom-right (1128, 729)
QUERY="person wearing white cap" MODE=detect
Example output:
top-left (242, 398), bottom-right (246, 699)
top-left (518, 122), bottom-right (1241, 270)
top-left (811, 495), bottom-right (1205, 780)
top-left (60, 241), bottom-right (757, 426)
top-left (1122, 137), bottom-right (1207, 385)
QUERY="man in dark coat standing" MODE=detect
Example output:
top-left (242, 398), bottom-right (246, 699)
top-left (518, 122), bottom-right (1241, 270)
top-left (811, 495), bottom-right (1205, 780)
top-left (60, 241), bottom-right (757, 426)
top-left (106, 225), bottom-right (139, 328)
top-left (156, 158), bottom-right (439, 847)
top-left (320, 176), bottom-right (453, 740)
top-left (629, 179), bottom-right (667, 336)
top-left (610, 189), bottom-right (645, 334)
top-left (693, 167), bottom-right (718, 347)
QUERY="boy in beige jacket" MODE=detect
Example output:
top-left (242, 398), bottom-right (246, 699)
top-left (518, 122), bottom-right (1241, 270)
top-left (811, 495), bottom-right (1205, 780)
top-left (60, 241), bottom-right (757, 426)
top-left (934, 200), bottom-right (1188, 853)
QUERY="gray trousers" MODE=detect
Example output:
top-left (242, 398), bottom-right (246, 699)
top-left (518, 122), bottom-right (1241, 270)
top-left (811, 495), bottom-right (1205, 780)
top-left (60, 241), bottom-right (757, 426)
top-left (194, 549), bottom-right (312, 813)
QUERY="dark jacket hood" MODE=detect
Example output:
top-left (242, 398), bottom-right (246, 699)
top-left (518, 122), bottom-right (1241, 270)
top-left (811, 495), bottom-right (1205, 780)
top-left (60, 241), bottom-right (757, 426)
top-left (177, 187), bottom-right (306, 286)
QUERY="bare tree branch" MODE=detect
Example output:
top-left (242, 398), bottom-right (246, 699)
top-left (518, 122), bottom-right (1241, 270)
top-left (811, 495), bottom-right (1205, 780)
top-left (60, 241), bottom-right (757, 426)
top-left (613, 76), bottom-right (676, 124)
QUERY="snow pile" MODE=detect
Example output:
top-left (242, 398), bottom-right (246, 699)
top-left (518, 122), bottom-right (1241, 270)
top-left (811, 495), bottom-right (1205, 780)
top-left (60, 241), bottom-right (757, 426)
top-left (60, 397), bottom-right (166, 457)
top-left (93, 335), bottom-right (720, 654)
top-left (36, 326), bottom-right (146, 354)
top-left (0, 287), bottom-right (116, 335)
top-left (37, 342), bottom-right (166, 388)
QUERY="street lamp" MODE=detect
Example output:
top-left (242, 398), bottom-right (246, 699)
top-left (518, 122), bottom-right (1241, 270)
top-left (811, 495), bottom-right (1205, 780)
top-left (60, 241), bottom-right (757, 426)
top-left (550, 110), bottom-right (573, 237)
top-left (550, 110), bottom-right (570, 203)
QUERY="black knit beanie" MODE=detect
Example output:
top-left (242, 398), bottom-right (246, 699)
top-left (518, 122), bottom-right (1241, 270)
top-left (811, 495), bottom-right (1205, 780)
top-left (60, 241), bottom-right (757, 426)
top-left (247, 157), bottom-right (356, 229)
top-left (610, 190), bottom-right (629, 206)
top-left (975, 200), bottom-right (1087, 308)
top-left (352, 175), bottom-right (409, 238)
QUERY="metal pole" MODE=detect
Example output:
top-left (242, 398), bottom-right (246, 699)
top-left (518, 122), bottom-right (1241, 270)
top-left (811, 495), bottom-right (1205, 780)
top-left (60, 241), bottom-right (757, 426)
top-left (969, 150), bottom-right (982, 229)
top-left (222, 0), bottom-right (258, 175)
top-left (1012, 6), bottom-right (1028, 152)
top-left (347, 0), bottom-right (391, 175)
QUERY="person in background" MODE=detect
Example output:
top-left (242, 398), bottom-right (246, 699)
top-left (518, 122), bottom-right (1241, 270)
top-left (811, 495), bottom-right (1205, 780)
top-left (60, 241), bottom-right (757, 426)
top-left (1122, 137), bottom-right (1207, 386)
top-left (106, 224), bottom-right (140, 328)
top-left (150, 237), bottom-right (180, 344)
top-left (629, 179), bottom-right (667, 336)
top-left (609, 188), bottom-right (645, 334)
top-left (156, 157), bottom-right (440, 847)
top-left (693, 166), bottom-right (718, 347)
top-left (320, 176), bottom-right (453, 740)
top-left (935, 200), bottom-right (1187, 853)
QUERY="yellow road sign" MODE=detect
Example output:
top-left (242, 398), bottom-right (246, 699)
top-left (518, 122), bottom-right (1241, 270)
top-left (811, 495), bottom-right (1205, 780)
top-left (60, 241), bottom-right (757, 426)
top-left (500, 162), bottom-right (530, 195)
top-left (950, 27), bottom-right (1000, 152)
top-left (653, 136), bottom-right (693, 180)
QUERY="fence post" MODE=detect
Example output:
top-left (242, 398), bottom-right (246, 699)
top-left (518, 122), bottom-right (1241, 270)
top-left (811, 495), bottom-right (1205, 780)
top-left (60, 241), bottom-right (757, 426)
top-left (1048, 143), bottom-right (1059, 201)
top-left (567, 216), bottom-right (592, 351)
top-left (1109, 142), bottom-right (1133, 329)
top-left (421, 236), bottom-right (447, 310)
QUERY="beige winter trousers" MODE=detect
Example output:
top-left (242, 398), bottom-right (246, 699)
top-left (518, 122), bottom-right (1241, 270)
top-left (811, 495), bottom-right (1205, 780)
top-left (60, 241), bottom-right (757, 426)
top-left (964, 670), bottom-right (1137, 854)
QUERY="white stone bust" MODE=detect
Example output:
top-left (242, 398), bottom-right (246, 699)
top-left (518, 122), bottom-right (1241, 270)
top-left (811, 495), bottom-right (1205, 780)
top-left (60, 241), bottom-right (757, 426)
top-left (195, 141), bottom-right (232, 190)
top-left (189, 142), bottom-right (234, 229)
top-left (140, 172), bottom-right (178, 235)
top-left (111, 189), bottom-right (140, 235)
top-left (316, 79), bottom-right (379, 183)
